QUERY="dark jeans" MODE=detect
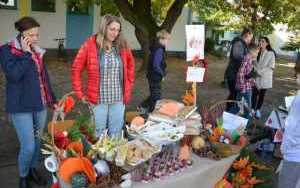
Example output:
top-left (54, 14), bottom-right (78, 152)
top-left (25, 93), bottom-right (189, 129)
top-left (140, 78), bottom-right (162, 113)
top-left (252, 87), bottom-right (267, 110)
top-left (226, 79), bottom-right (238, 111)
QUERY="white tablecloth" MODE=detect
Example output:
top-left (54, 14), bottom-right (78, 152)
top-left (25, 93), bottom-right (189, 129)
top-left (132, 154), bottom-right (238, 188)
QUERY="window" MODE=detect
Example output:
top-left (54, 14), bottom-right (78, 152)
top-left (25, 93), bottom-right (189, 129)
top-left (0, 0), bottom-right (17, 10)
top-left (31, 0), bottom-right (55, 12)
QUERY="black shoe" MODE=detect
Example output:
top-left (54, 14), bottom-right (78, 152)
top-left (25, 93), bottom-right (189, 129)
top-left (19, 177), bottom-right (31, 188)
top-left (28, 168), bottom-right (47, 186)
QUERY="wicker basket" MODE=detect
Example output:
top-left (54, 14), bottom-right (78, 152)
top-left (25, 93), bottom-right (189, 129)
top-left (46, 92), bottom-right (96, 187)
top-left (199, 100), bottom-right (253, 157)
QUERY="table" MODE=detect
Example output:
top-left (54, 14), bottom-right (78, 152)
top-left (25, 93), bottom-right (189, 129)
top-left (132, 154), bottom-right (238, 188)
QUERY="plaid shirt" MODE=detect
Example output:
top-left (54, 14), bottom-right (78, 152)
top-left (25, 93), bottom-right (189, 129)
top-left (100, 48), bottom-right (123, 104)
top-left (236, 54), bottom-right (255, 93)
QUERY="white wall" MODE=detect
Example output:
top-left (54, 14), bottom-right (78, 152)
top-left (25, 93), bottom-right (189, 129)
top-left (30, 0), bottom-right (66, 49)
top-left (167, 7), bottom-right (189, 52)
top-left (267, 24), bottom-right (296, 58)
top-left (93, 5), bottom-right (101, 33)
top-left (0, 5), bottom-right (19, 44)
top-left (0, 1), bottom-right (100, 49)
top-left (219, 25), bottom-right (296, 58)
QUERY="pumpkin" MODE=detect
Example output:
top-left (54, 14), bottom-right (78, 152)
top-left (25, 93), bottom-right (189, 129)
top-left (59, 157), bottom-right (96, 184)
top-left (158, 102), bottom-right (181, 117)
top-left (191, 136), bottom-right (205, 150)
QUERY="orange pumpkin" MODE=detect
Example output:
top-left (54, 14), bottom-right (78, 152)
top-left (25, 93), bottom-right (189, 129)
top-left (59, 157), bottom-right (96, 184)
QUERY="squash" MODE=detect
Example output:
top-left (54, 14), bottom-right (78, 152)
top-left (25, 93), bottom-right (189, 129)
top-left (191, 136), bottom-right (205, 150)
top-left (59, 157), bottom-right (96, 184)
top-left (158, 102), bottom-right (181, 117)
top-left (131, 116), bottom-right (145, 127)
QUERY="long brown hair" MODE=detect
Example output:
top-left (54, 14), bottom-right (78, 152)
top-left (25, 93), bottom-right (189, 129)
top-left (96, 14), bottom-right (129, 51)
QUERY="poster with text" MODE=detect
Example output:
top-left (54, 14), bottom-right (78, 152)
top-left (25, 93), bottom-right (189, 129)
top-left (186, 25), bottom-right (205, 61)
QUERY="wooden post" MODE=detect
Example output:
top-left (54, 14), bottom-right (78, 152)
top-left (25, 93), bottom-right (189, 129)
top-left (192, 82), bottom-right (197, 106)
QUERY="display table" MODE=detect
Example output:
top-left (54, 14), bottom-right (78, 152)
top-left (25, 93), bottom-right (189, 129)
top-left (132, 154), bottom-right (239, 188)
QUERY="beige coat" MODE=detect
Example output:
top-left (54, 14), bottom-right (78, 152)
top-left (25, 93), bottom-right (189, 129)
top-left (254, 50), bottom-right (275, 89)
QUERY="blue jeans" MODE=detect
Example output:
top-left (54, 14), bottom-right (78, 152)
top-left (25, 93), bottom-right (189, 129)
top-left (10, 108), bottom-right (47, 177)
top-left (92, 102), bottom-right (125, 138)
top-left (236, 90), bottom-right (252, 119)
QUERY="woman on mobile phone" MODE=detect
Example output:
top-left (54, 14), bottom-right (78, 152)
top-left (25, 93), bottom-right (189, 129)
top-left (0, 17), bottom-right (56, 188)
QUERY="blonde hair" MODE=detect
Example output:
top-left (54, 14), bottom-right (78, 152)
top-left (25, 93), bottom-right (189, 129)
top-left (96, 14), bottom-right (129, 51)
top-left (156, 29), bottom-right (171, 40)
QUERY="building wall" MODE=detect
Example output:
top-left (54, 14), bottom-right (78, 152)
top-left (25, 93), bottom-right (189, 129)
top-left (30, 0), bottom-right (66, 49)
top-left (0, 0), bottom-right (99, 49)
top-left (0, 1), bottom-right (19, 44)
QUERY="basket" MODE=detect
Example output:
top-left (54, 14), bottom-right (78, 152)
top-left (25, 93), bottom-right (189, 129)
top-left (199, 100), bottom-right (254, 157)
top-left (202, 100), bottom-right (258, 135)
top-left (45, 92), bottom-right (97, 187)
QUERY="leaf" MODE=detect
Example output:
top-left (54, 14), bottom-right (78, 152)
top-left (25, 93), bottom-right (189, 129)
top-left (250, 162), bottom-right (270, 171)
top-left (232, 156), bottom-right (249, 170)
top-left (247, 176), bottom-right (264, 185)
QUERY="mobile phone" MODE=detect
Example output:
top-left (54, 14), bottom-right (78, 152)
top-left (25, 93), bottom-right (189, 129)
top-left (19, 33), bottom-right (33, 50)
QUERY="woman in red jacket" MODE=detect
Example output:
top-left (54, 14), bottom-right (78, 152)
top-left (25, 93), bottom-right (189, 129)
top-left (72, 14), bottom-right (135, 138)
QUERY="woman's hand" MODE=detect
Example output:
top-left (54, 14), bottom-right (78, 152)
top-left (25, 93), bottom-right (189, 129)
top-left (21, 36), bottom-right (32, 53)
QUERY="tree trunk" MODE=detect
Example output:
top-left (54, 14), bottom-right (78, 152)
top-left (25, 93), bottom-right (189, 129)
top-left (135, 26), bottom-right (158, 72)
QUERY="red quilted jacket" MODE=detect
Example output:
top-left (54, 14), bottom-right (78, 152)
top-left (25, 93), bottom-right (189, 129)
top-left (71, 35), bottom-right (135, 104)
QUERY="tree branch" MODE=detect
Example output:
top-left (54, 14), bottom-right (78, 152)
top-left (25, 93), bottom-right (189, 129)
top-left (113, 0), bottom-right (138, 27)
top-left (161, 0), bottom-right (189, 32)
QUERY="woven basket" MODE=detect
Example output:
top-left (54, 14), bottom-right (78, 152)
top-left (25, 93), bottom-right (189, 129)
top-left (47, 92), bottom-right (96, 187)
top-left (200, 100), bottom-right (253, 157)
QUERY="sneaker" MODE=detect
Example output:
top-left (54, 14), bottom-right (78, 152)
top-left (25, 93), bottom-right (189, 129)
top-left (255, 110), bottom-right (262, 119)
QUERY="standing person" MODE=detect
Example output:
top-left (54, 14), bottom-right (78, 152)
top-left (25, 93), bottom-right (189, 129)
top-left (235, 44), bottom-right (259, 119)
top-left (224, 28), bottom-right (253, 111)
top-left (252, 37), bottom-right (276, 119)
top-left (278, 64), bottom-right (300, 188)
top-left (72, 14), bottom-right (135, 138)
top-left (0, 17), bottom-right (56, 188)
top-left (139, 30), bottom-right (171, 113)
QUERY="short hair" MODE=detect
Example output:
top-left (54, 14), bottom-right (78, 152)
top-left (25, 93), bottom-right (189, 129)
top-left (156, 30), bottom-right (171, 40)
top-left (14, 17), bottom-right (40, 33)
top-left (241, 27), bottom-right (253, 37)
top-left (248, 43), bottom-right (258, 52)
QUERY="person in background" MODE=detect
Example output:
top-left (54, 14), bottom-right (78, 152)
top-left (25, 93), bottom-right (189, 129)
top-left (139, 30), bottom-right (171, 113)
top-left (224, 28), bottom-right (253, 111)
top-left (278, 63), bottom-right (300, 188)
top-left (72, 14), bottom-right (135, 138)
top-left (252, 36), bottom-right (276, 119)
top-left (235, 43), bottom-right (259, 119)
top-left (0, 17), bottom-right (56, 188)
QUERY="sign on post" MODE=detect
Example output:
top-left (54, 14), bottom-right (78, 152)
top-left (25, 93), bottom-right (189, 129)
top-left (185, 25), bottom-right (205, 61)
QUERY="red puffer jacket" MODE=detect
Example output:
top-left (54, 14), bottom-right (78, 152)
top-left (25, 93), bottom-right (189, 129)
top-left (71, 35), bottom-right (135, 104)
